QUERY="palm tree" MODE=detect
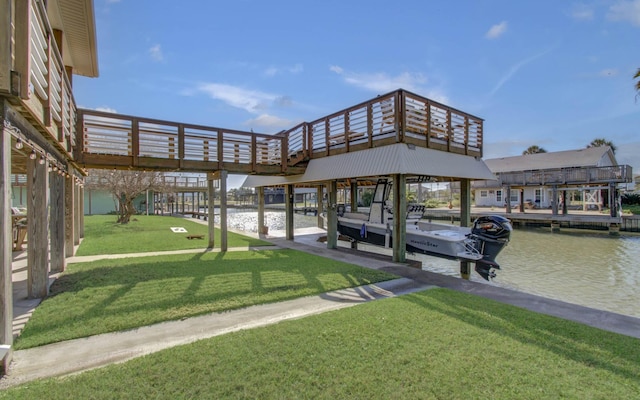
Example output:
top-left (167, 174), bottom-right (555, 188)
top-left (522, 145), bottom-right (547, 155)
top-left (587, 138), bottom-right (616, 154)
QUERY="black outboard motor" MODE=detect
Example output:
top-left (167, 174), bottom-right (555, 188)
top-left (470, 215), bottom-right (512, 280)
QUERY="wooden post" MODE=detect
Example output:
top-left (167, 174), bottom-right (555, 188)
top-left (505, 186), bottom-right (512, 213)
top-left (220, 170), bottom-right (228, 251)
top-left (49, 170), bottom-right (66, 273)
top-left (316, 185), bottom-right (324, 228)
top-left (74, 181), bottom-right (80, 245)
top-left (392, 174), bottom-right (406, 263)
top-left (326, 181), bottom-right (337, 249)
top-left (27, 156), bottom-right (50, 299)
top-left (65, 173), bottom-right (74, 257)
top-left (257, 186), bottom-right (265, 236)
top-left (79, 185), bottom-right (85, 238)
top-left (285, 184), bottom-right (294, 241)
top-left (519, 189), bottom-right (525, 213)
top-left (207, 177), bottom-right (215, 248)
top-left (551, 185), bottom-right (558, 216)
top-left (350, 180), bottom-right (358, 212)
top-left (459, 178), bottom-right (471, 280)
top-left (1, 119), bottom-right (14, 369)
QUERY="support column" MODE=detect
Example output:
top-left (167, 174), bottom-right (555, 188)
top-left (519, 189), bottom-right (525, 213)
top-left (49, 170), bottom-right (66, 273)
top-left (285, 184), bottom-right (294, 241)
top-left (609, 183), bottom-right (617, 218)
top-left (505, 187), bottom-right (512, 213)
top-left (219, 170), bottom-right (228, 251)
top-left (326, 181), bottom-right (338, 249)
top-left (27, 156), bottom-right (49, 299)
top-left (551, 185), bottom-right (558, 216)
top-left (562, 191), bottom-right (568, 215)
top-left (64, 172), bottom-right (74, 257)
top-left (316, 185), bottom-right (324, 229)
top-left (459, 178), bottom-right (471, 280)
top-left (257, 186), bottom-right (265, 236)
top-left (207, 177), bottom-right (215, 248)
top-left (392, 174), bottom-right (406, 263)
top-left (1, 122), bottom-right (14, 369)
top-left (350, 180), bottom-right (358, 212)
top-left (73, 181), bottom-right (80, 245)
top-left (79, 185), bottom-right (85, 238)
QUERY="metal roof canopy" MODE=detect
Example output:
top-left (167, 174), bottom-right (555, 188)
top-left (243, 143), bottom-right (494, 187)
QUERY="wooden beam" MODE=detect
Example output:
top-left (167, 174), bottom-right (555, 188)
top-left (207, 178), bottom-right (215, 249)
top-left (257, 187), bottom-right (265, 236)
top-left (285, 184), bottom-right (294, 241)
top-left (1, 116), bottom-right (14, 368)
top-left (49, 170), bottom-right (66, 273)
top-left (219, 170), bottom-right (228, 251)
top-left (392, 174), bottom-right (406, 263)
top-left (27, 157), bottom-right (49, 299)
top-left (326, 181), bottom-right (337, 249)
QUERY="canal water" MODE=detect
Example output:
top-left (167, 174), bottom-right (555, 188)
top-left (216, 209), bottom-right (640, 319)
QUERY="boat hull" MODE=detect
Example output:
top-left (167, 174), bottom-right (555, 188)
top-left (337, 218), bottom-right (472, 261)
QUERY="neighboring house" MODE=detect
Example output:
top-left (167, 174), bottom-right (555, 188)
top-left (473, 147), bottom-right (631, 210)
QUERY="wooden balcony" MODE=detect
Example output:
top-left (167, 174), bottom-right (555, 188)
top-left (77, 89), bottom-right (484, 175)
top-left (2, 0), bottom-right (80, 159)
top-left (498, 165), bottom-right (633, 186)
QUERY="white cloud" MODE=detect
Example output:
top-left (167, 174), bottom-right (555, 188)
top-left (95, 106), bottom-right (117, 113)
top-left (148, 44), bottom-right (164, 62)
top-left (485, 21), bottom-right (508, 39)
top-left (330, 66), bottom-right (449, 103)
top-left (570, 3), bottom-right (594, 20)
top-left (244, 114), bottom-right (294, 131)
top-left (264, 63), bottom-right (304, 77)
top-left (197, 83), bottom-right (277, 113)
top-left (607, 0), bottom-right (640, 26)
top-left (330, 66), bottom-right (426, 93)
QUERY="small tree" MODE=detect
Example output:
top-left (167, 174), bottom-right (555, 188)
top-left (587, 138), bottom-right (617, 154)
top-left (86, 169), bottom-right (169, 224)
top-left (522, 145), bottom-right (547, 155)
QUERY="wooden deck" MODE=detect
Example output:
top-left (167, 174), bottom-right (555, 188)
top-left (75, 90), bottom-right (485, 175)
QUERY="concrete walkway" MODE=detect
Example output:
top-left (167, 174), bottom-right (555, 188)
top-left (3, 227), bottom-right (640, 388)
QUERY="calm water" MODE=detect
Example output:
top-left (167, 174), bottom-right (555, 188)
top-left (217, 210), bottom-right (640, 318)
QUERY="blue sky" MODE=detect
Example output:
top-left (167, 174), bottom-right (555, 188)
top-left (75, 0), bottom-right (640, 187)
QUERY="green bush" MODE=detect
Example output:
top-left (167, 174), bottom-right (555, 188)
top-left (424, 198), bottom-right (441, 208)
top-left (621, 192), bottom-right (640, 205)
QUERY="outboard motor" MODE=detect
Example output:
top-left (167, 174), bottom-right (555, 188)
top-left (470, 216), bottom-right (512, 280)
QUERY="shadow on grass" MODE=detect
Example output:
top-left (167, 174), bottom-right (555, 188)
top-left (17, 249), bottom-right (395, 348)
top-left (400, 289), bottom-right (640, 382)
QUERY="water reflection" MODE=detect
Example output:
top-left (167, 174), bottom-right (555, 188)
top-left (217, 209), bottom-right (640, 318)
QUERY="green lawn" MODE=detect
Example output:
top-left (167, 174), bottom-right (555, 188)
top-left (4, 289), bottom-right (639, 399)
top-left (14, 249), bottom-right (396, 349)
top-left (76, 215), bottom-right (270, 256)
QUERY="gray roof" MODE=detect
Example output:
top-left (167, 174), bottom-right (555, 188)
top-left (484, 146), bottom-right (616, 173)
top-left (243, 143), bottom-right (495, 187)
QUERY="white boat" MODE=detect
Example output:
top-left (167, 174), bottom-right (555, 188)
top-left (335, 179), bottom-right (512, 280)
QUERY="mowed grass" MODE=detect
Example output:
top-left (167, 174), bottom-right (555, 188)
top-left (76, 215), bottom-right (269, 256)
top-left (4, 289), bottom-right (640, 399)
top-left (14, 249), bottom-right (397, 349)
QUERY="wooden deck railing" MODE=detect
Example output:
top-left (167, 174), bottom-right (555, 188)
top-left (78, 89), bottom-right (484, 174)
top-left (7, 0), bottom-right (77, 156)
top-left (498, 165), bottom-right (633, 186)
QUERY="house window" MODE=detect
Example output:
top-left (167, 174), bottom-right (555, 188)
top-left (510, 191), bottom-right (519, 202)
top-left (535, 189), bottom-right (542, 203)
top-left (496, 190), bottom-right (502, 203)
top-left (480, 190), bottom-right (488, 198)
